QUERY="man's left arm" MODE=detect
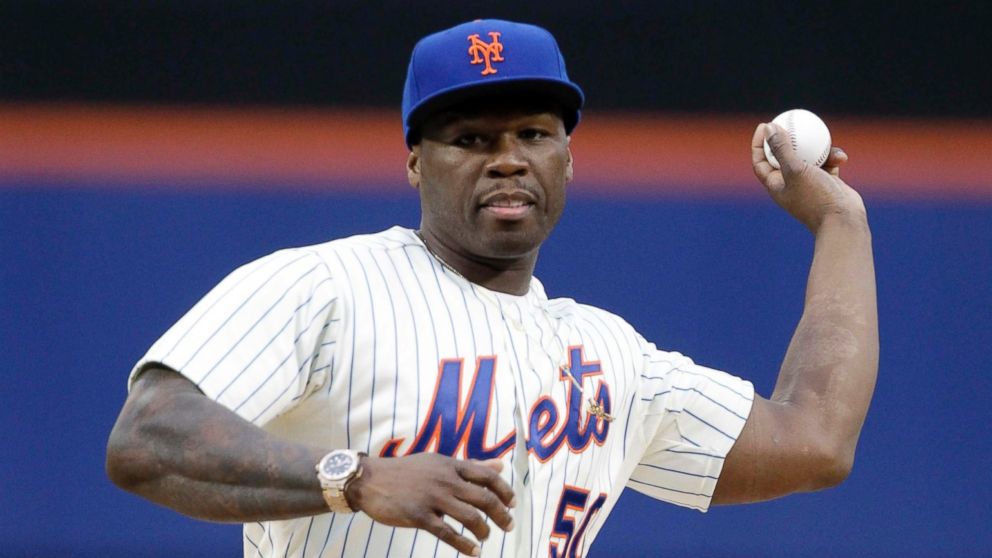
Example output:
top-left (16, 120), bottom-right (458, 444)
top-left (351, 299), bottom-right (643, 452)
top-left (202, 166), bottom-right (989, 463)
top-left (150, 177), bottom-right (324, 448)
top-left (712, 123), bottom-right (879, 504)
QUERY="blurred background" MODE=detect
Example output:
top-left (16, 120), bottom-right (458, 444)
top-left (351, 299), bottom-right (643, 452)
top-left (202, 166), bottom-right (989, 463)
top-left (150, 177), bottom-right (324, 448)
top-left (2, 2), bottom-right (990, 556)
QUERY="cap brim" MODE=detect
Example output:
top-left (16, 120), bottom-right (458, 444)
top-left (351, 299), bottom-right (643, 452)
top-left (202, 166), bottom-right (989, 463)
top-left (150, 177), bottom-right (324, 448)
top-left (405, 77), bottom-right (583, 147)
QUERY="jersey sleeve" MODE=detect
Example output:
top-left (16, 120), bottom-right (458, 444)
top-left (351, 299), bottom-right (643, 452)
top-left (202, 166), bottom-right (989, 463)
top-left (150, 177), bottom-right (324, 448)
top-left (129, 248), bottom-right (339, 426)
top-left (627, 339), bottom-right (755, 512)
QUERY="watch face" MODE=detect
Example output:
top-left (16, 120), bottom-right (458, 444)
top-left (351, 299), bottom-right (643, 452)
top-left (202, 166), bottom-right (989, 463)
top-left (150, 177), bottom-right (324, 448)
top-left (321, 452), bottom-right (356, 479)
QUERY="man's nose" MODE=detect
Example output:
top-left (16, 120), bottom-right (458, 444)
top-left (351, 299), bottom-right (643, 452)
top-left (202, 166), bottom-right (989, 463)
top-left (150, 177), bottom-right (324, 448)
top-left (485, 136), bottom-right (529, 178)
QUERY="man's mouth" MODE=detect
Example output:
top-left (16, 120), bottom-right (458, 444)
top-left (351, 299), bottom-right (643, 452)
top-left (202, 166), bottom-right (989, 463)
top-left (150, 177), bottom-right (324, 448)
top-left (480, 193), bottom-right (536, 220)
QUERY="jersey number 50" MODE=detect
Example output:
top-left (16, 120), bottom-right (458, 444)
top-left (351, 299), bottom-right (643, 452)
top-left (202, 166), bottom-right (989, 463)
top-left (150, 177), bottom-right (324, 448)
top-left (549, 485), bottom-right (608, 558)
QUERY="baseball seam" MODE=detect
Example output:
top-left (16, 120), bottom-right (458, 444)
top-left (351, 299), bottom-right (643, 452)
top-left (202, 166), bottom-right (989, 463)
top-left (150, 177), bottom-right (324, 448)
top-left (788, 111), bottom-right (830, 167)
top-left (815, 144), bottom-right (830, 167)
top-left (786, 111), bottom-right (799, 150)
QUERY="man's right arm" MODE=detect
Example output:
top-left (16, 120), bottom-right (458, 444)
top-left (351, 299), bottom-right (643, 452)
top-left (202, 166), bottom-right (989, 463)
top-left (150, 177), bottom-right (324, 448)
top-left (710, 124), bottom-right (878, 504)
top-left (106, 366), bottom-right (331, 521)
top-left (106, 366), bottom-right (515, 556)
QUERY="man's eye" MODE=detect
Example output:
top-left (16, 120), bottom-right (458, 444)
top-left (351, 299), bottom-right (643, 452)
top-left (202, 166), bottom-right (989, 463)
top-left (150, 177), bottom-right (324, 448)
top-left (454, 134), bottom-right (484, 146)
top-left (520, 128), bottom-right (548, 140)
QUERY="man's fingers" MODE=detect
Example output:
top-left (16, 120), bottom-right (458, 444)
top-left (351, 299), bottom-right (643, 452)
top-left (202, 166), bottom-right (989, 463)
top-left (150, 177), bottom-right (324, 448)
top-left (825, 146), bottom-right (848, 167)
top-left (751, 124), bottom-right (774, 173)
top-left (455, 481), bottom-right (515, 532)
top-left (458, 460), bottom-right (516, 508)
top-left (764, 123), bottom-right (803, 174)
top-left (479, 458), bottom-right (504, 473)
top-left (823, 146), bottom-right (848, 177)
top-left (442, 499), bottom-right (492, 544)
top-left (455, 460), bottom-right (515, 532)
top-left (424, 514), bottom-right (482, 557)
top-left (751, 123), bottom-right (783, 191)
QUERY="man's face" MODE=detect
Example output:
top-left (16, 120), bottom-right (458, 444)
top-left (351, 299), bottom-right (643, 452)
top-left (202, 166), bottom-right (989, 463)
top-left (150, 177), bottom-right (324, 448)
top-left (407, 99), bottom-right (574, 264)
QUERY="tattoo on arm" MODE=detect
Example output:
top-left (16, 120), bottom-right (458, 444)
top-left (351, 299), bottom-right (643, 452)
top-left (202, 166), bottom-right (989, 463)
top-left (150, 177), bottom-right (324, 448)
top-left (107, 367), bottom-right (328, 522)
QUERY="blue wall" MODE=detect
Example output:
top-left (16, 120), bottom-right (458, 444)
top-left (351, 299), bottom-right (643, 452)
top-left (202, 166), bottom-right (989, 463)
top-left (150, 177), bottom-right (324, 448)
top-left (2, 186), bottom-right (990, 556)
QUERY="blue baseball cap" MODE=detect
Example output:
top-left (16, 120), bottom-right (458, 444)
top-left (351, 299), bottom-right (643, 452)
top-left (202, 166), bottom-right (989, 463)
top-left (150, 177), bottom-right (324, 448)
top-left (402, 19), bottom-right (585, 148)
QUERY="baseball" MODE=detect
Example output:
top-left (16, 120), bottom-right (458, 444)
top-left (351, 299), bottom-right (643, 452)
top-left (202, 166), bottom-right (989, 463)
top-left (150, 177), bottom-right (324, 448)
top-left (763, 108), bottom-right (832, 169)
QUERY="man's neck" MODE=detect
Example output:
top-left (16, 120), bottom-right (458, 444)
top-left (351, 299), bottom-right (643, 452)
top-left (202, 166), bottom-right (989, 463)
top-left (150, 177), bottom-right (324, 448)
top-left (415, 229), bottom-right (536, 296)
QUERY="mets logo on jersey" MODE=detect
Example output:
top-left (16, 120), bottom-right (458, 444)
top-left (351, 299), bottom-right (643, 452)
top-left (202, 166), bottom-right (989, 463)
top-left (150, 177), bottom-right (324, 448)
top-left (380, 346), bottom-right (612, 461)
top-left (467, 32), bottom-right (504, 75)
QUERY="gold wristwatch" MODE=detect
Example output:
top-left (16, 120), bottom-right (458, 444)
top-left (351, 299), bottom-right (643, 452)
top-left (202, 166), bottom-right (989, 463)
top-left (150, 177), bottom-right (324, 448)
top-left (315, 449), bottom-right (364, 513)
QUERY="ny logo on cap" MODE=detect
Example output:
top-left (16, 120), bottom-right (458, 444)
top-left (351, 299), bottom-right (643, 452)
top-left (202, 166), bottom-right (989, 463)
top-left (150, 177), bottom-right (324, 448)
top-left (467, 32), bottom-right (504, 75)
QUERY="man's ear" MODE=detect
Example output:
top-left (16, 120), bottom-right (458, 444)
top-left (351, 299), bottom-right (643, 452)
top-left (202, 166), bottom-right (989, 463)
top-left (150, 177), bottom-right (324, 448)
top-left (407, 147), bottom-right (421, 189)
top-left (565, 138), bottom-right (574, 184)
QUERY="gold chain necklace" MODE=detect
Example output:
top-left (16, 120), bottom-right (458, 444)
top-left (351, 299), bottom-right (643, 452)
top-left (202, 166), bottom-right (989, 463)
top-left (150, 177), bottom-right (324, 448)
top-left (414, 229), bottom-right (469, 281)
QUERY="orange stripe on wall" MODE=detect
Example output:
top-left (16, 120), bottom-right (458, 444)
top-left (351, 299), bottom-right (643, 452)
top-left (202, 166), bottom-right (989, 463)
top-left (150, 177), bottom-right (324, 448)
top-left (0, 104), bottom-right (409, 192)
top-left (2, 103), bottom-right (990, 198)
top-left (572, 114), bottom-right (992, 198)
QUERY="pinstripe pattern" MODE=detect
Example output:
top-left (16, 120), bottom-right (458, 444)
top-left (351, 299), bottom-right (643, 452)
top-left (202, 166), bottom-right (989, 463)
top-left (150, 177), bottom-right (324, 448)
top-left (130, 226), bottom-right (754, 557)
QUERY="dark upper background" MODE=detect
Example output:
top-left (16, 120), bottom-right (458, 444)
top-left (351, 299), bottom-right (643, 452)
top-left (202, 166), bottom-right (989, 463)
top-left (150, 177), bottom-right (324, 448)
top-left (3, 0), bottom-right (990, 117)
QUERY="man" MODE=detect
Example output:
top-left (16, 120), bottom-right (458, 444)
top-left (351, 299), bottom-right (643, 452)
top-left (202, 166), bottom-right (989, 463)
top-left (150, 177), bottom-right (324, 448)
top-left (107, 19), bottom-right (877, 558)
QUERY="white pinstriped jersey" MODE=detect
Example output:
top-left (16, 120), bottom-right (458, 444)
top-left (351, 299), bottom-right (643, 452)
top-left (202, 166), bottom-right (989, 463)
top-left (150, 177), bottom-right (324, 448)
top-left (131, 226), bottom-right (755, 558)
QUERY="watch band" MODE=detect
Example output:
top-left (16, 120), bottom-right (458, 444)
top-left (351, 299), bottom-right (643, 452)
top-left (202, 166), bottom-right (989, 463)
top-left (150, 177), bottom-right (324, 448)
top-left (316, 450), bottom-right (365, 513)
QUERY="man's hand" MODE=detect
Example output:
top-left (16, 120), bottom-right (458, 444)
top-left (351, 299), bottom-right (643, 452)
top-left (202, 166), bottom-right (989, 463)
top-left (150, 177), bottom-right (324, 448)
top-left (347, 454), bottom-right (515, 557)
top-left (753, 123), bottom-right (866, 233)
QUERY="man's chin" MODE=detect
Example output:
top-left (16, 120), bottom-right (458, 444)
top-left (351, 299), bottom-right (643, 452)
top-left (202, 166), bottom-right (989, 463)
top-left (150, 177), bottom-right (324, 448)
top-left (478, 229), bottom-right (547, 259)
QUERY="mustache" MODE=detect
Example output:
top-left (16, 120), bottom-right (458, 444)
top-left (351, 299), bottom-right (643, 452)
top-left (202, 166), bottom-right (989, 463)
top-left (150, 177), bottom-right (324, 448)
top-left (476, 181), bottom-right (542, 205)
